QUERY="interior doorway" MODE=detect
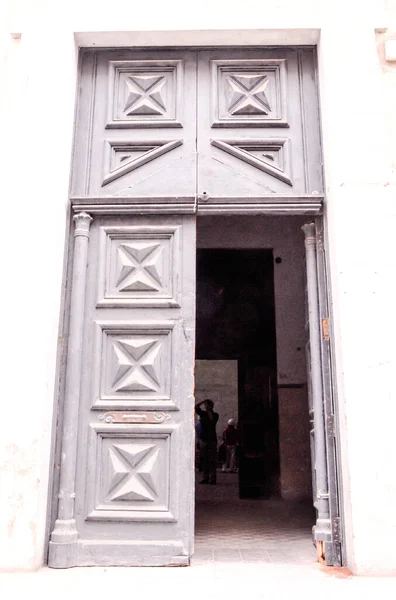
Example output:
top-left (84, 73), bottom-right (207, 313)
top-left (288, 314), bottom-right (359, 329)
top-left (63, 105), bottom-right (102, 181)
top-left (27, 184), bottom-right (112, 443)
top-left (194, 215), bottom-right (316, 564)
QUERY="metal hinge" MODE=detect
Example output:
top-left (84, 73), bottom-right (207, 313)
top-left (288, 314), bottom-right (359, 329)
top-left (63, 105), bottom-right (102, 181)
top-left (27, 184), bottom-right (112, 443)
top-left (327, 414), bottom-right (336, 437)
top-left (322, 318), bottom-right (330, 341)
top-left (332, 517), bottom-right (342, 543)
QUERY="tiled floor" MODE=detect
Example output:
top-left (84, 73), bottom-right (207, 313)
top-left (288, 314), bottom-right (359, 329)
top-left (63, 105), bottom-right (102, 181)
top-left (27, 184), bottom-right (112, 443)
top-left (193, 470), bottom-right (317, 565)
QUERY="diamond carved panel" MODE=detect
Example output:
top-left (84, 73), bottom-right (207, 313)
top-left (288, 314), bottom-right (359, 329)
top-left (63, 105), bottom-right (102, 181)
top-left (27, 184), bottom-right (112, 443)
top-left (97, 226), bottom-right (181, 307)
top-left (108, 443), bottom-right (160, 501)
top-left (115, 242), bottom-right (164, 293)
top-left (227, 74), bottom-right (271, 116)
top-left (106, 61), bottom-right (182, 128)
top-left (86, 426), bottom-right (174, 521)
top-left (92, 322), bottom-right (174, 408)
top-left (111, 337), bottom-right (163, 394)
top-left (211, 59), bottom-right (288, 127)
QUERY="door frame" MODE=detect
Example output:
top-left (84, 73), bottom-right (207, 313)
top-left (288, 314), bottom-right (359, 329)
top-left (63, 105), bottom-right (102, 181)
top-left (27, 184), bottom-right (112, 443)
top-left (49, 206), bottom-right (345, 566)
top-left (48, 40), bottom-right (345, 567)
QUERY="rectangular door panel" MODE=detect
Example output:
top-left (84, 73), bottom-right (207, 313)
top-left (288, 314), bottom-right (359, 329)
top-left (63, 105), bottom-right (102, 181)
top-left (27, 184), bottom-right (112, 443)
top-left (73, 215), bottom-right (196, 566)
top-left (71, 50), bottom-right (197, 200)
top-left (197, 48), bottom-right (323, 201)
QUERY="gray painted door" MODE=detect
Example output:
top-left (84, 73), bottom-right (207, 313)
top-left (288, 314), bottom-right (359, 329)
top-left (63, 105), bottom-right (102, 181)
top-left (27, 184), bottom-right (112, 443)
top-left (197, 48), bottom-right (322, 203)
top-left (71, 50), bottom-right (197, 199)
top-left (50, 47), bottom-right (337, 568)
top-left (303, 222), bottom-right (342, 566)
top-left (73, 215), bottom-right (196, 566)
top-left (71, 48), bottom-right (322, 207)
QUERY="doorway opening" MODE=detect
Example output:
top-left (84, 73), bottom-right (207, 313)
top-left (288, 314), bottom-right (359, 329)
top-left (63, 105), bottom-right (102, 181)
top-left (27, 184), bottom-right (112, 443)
top-left (194, 215), bottom-right (316, 565)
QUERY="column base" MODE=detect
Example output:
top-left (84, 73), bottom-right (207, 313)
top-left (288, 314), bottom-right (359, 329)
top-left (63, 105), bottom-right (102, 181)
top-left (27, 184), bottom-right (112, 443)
top-left (48, 518), bottom-right (79, 568)
top-left (48, 540), bottom-right (78, 568)
top-left (313, 518), bottom-right (332, 542)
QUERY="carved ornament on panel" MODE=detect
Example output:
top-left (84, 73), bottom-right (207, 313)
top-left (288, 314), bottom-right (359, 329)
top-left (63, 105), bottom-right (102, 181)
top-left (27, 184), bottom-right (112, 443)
top-left (97, 226), bottom-right (181, 307)
top-left (92, 322), bottom-right (174, 408)
top-left (211, 59), bottom-right (288, 127)
top-left (106, 61), bottom-right (183, 128)
top-left (86, 426), bottom-right (174, 521)
top-left (102, 140), bottom-right (183, 186)
top-left (211, 138), bottom-right (292, 185)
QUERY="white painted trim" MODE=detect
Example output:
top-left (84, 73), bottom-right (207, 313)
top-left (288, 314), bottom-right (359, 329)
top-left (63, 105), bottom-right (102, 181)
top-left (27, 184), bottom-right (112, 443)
top-left (75, 29), bottom-right (321, 48)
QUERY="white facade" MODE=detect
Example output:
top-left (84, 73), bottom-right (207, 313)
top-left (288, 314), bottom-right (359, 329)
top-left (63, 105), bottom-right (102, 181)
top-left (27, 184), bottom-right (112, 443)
top-left (1, 0), bottom-right (396, 575)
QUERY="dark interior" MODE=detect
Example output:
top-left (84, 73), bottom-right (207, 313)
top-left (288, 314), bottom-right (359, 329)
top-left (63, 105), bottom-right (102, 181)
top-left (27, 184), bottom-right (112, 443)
top-left (195, 249), bottom-right (280, 498)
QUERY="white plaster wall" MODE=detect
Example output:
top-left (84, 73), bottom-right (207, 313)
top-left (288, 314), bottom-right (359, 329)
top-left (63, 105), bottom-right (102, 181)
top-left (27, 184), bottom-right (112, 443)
top-left (2, 0), bottom-right (396, 576)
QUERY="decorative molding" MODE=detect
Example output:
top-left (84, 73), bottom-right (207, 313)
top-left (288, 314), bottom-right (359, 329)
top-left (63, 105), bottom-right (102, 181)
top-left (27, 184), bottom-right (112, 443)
top-left (107, 442), bottom-right (159, 502)
top-left (71, 197), bottom-right (196, 215)
top-left (96, 225), bottom-right (181, 308)
top-left (211, 59), bottom-right (288, 127)
top-left (73, 211), bottom-right (93, 238)
top-left (124, 75), bottom-right (167, 116)
top-left (197, 196), bottom-right (323, 215)
top-left (85, 424), bottom-right (176, 522)
top-left (91, 320), bottom-right (179, 410)
top-left (106, 60), bottom-right (183, 128)
top-left (71, 195), bottom-right (323, 215)
top-left (302, 222), bottom-right (317, 247)
top-left (211, 138), bottom-right (292, 185)
top-left (226, 73), bottom-right (271, 115)
top-left (99, 411), bottom-right (171, 424)
top-left (102, 140), bottom-right (183, 186)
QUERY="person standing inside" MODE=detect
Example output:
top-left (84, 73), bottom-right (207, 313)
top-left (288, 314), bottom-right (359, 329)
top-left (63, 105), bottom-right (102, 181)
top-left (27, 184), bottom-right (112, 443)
top-left (195, 399), bottom-right (219, 485)
top-left (222, 418), bottom-right (239, 473)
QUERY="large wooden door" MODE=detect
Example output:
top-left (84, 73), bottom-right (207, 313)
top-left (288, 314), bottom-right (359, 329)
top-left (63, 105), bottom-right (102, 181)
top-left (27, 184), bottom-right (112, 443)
top-left (49, 50), bottom-right (197, 568)
top-left (49, 47), bottom-right (340, 568)
top-left (196, 48), bottom-right (322, 207)
top-left (302, 222), bottom-right (342, 566)
top-left (71, 49), bottom-right (197, 200)
top-left (75, 215), bottom-right (196, 566)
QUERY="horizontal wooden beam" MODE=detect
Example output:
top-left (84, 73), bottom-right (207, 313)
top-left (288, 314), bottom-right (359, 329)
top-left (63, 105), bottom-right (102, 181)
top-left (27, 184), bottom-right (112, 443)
top-left (71, 195), bottom-right (323, 215)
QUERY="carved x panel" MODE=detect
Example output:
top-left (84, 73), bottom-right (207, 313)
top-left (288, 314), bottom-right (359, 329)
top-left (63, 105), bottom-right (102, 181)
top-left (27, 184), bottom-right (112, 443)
top-left (211, 59), bottom-right (288, 127)
top-left (97, 226), bottom-right (181, 307)
top-left (106, 60), bottom-right (183, 128)
top-left (92, 322), bottom-right (174, 408)
top-left (86, 426), bottom-right (174, 521)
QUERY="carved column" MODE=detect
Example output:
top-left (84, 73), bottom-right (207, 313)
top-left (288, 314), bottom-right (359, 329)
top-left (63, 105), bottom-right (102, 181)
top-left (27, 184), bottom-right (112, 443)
top-left (49, 211), bottom-right (93, 568)
top-left (302, 223), bottom-right (331, 542)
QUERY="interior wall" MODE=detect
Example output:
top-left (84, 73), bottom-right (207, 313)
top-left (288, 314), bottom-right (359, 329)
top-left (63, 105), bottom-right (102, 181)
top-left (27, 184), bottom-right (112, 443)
top-left (278, 387), bottom-right (312, 501)
top-left (197, 217), bottom-right (308, 385)
top-left (197, 216), bottom-right (312, 500)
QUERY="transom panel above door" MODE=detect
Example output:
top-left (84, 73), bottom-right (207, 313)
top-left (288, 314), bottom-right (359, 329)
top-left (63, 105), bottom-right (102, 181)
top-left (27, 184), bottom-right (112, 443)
top-left (72, 50), bottom-right (197, 200)
top-left (71, 48), bottom-right (323, 206)
top-left (197, 48), bottom-right (322, 199)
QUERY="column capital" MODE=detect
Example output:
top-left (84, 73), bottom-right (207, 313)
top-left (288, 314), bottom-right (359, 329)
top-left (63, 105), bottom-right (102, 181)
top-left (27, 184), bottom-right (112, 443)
top-left (302, 222), bottom-right (316, 247)
top-left (73, 211), bottom-right (93, 238)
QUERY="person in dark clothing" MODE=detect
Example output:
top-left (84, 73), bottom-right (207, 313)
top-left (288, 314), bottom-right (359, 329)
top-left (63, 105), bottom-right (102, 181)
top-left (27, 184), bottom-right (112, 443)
top-left (195, 399), bottom-right (219, 484)
top-left (194, 417), bottom-right (203, 471)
